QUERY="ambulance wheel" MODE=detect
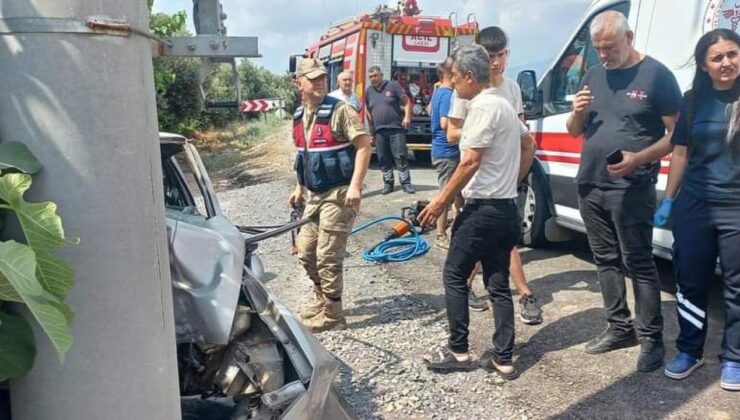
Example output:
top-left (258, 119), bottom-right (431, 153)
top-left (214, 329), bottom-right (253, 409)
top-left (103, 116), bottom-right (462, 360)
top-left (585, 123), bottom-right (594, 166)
top-left (518, 165), bottom-right (551, 247)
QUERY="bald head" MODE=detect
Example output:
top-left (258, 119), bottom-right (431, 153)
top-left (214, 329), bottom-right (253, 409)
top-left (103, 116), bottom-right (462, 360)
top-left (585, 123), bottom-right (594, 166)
top-left (589, 10), bottom-right (636, 69)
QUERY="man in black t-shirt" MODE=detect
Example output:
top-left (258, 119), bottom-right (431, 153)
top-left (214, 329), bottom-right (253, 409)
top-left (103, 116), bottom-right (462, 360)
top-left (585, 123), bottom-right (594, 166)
top-left (566, 10), bottom-right (681, 372)
top-left (365, 66), bottom-right (414, 194)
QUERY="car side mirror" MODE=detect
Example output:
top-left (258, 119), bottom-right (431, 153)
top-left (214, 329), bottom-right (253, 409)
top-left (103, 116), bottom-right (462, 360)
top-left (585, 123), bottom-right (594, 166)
top-left (517, 70), bottom-right (542, 119)
top-left (289, 56), bottom-right (297, 74)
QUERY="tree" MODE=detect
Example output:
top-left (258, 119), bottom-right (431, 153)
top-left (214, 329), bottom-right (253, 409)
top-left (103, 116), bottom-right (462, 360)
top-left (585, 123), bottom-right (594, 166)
top-left (149, 9), bottom-right (295, 135)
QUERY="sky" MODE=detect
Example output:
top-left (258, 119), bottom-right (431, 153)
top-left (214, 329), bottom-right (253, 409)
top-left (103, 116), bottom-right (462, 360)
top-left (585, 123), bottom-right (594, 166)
top-left (152, 0), bottom-right (594, 76)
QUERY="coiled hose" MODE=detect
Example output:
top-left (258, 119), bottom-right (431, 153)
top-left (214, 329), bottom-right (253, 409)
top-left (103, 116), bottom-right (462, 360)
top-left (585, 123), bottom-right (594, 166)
top-left (350, 216), bottom-right (429, 263)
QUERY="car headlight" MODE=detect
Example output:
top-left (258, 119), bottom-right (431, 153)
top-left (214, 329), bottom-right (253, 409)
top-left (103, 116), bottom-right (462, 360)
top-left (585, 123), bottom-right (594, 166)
top-left (413, 104), bottom-right (423, 116)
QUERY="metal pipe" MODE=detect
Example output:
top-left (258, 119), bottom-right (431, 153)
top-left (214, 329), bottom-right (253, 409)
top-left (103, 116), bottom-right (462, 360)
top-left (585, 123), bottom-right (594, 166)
top-left (1, 1), bottom-right (181, 419)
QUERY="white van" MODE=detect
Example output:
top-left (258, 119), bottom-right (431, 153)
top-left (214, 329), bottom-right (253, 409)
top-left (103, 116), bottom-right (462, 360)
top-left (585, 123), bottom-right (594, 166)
top-left (515, 0), bottom-right (734, 259)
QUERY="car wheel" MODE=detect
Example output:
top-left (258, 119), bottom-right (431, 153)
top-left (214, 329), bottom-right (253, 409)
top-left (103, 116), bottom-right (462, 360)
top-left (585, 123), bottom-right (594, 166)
top-left (518, 165), bottom-right (551, 247)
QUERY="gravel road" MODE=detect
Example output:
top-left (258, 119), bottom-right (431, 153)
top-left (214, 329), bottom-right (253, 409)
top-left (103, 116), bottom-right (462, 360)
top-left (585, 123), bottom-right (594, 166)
top-left (212, 126), bottom-right (739, 420)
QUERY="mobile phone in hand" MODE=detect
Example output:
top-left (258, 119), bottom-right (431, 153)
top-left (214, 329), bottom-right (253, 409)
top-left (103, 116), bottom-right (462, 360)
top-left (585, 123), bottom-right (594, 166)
top-left (606, 149), bottom-right (624, 165)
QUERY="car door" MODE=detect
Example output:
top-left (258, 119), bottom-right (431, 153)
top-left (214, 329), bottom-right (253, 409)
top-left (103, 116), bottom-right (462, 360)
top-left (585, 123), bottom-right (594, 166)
top-left (163, 142), bottom-right (245, 345)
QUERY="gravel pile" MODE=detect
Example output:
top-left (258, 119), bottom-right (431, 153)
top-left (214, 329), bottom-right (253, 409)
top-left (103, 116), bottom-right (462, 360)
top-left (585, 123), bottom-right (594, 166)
top-left (218, 179), bottom-right (534, 420)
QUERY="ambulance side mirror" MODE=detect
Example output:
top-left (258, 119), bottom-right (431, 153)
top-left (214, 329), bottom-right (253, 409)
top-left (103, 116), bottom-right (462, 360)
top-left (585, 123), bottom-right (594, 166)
top-left (518, 70), bottom-right (542, 119)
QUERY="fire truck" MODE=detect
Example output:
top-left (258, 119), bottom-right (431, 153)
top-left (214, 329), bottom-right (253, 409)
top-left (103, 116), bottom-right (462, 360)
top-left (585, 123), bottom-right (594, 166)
top-left (290, 3), bottom-right (478, 155)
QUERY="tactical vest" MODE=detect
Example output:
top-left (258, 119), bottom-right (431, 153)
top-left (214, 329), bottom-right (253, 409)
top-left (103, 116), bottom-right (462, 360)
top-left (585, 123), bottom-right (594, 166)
top-left (293, 96), bottom-right (356, 193)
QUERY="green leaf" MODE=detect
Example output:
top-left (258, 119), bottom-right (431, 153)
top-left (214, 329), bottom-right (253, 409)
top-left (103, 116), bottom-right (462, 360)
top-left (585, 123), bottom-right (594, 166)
top-left (46, 293), bottom-right (75, 324)
top-left (0, 173), bottom-right (67, 250)
top-left (35, 250), bottom-right (74, 300)
top-left (0, 241), bottom-right (72, 360)
top-left (0, 271), bottom-right (23, 302)
top-left (0, 240), bottom-right (44, 299)
top-left (0, 311), bottom-right (36, 381)
top-left (0, 142), bottom-right (42, 174)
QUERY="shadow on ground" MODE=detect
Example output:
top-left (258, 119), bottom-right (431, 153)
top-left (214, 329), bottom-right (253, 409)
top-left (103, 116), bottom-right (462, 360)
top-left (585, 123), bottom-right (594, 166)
top-left (345, 293), bottom-right (444, 331)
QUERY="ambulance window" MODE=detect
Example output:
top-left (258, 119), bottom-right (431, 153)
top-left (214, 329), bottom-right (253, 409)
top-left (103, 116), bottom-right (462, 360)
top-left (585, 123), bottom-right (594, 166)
top-left (550, 3), bottom-right (630, 112)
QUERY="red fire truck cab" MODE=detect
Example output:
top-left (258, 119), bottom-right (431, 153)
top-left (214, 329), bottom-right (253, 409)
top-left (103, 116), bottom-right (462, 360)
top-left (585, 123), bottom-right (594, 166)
top-left (291, 6), bottom-right (478, 155)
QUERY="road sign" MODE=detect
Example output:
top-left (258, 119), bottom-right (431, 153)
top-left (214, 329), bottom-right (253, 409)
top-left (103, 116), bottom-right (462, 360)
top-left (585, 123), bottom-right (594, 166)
top-left (239, 99), bottom-right (274, 113)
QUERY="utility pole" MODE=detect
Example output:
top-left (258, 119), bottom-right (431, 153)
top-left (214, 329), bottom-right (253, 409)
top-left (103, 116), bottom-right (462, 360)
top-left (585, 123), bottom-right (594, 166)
top-left (0, 1), bottom-right (180, 419)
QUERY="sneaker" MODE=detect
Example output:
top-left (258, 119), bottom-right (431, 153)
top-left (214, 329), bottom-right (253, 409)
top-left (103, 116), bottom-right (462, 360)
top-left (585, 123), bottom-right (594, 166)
top-left (519, 294), bottom-right (543, 325)
top-left (381, 184), bottom-right (394, 195)
top-left (664, 352), bottom-right (704, 380)
top-left (584, 327), bottom-right (638, 354)
top-left (637, 338), bottom-right (664, 372)
top-left (434, 234), bottom-right (450, 250)
top-left (721, 361), bottom-right (740, 391)
top-left (402, 184), bottom-right (416, 194)
top-left (468, 288), bottom-right (488, 312)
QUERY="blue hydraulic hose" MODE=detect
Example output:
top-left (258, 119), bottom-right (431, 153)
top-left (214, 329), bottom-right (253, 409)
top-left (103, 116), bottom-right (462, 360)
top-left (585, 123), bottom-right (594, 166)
top-left (350, 216), bottom-right (429, 263)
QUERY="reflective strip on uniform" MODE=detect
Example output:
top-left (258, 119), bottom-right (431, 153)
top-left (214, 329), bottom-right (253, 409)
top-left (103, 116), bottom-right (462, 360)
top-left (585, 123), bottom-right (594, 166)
top-left (677, 291), bottom-right (706, 319)
top-left (677, 307), bottom-right (704, 330)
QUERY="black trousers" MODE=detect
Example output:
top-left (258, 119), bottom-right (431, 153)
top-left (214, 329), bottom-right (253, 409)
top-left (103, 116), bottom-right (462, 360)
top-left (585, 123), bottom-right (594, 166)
top-left (672, 191), bottom-right (740, 363)
top-left (374, 128), bottom-right (411, 185)
top-left (443, 199), bottom-right (520, 361)
top-left (578, 183), bottom-right (663, 340)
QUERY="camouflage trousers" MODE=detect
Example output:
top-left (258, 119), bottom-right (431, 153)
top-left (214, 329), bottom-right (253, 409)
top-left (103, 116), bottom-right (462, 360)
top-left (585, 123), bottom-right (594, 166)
top-left (296, 186), bottom-right (356, 299)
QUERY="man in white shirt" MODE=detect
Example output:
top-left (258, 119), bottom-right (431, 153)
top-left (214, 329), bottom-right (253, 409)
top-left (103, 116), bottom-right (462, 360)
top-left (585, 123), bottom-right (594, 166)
top-left (329, 70), bottom-right (362, 111)
top-left (418, 44), bottom-right (524, 379)
top-left (447, 26), bottom-right (541, 325)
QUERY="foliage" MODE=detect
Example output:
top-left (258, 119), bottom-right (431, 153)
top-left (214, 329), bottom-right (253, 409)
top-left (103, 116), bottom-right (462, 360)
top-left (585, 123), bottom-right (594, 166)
top-left (0, 143), bottom-right (75, 381)
top-left (150, 10), bottom-right (296, 136)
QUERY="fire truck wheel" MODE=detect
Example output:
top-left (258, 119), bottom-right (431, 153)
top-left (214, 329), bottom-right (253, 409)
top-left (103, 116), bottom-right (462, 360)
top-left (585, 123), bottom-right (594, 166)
top-left (518, 165), bottom-right (551, 247)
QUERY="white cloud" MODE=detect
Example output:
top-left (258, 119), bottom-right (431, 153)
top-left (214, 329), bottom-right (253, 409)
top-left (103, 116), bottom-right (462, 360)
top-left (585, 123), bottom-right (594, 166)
top-left (153, 0), bottom-right (591, 74)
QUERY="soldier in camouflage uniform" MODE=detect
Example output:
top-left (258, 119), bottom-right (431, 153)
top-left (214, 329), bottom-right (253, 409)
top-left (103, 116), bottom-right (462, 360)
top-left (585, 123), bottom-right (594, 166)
top-left (289, 58), bottom-right (372, 332)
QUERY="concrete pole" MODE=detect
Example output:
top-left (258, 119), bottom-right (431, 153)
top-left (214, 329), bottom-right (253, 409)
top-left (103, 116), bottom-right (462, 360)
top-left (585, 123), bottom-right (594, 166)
top-left (0, 1), bottom-right (181, 419)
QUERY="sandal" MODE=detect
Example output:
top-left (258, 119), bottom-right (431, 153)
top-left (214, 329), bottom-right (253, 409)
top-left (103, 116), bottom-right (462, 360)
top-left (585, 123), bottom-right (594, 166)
top-left (478, 349), bottom-right (519, 380)
top-left (422, 348), bottom-right (476, 373)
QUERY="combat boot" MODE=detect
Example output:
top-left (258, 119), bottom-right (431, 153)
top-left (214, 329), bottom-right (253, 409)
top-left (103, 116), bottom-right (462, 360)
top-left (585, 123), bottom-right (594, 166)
top-left (299, 286), bottom-right (324, 321)
top-left (304, 298), bottom-right (346, 333)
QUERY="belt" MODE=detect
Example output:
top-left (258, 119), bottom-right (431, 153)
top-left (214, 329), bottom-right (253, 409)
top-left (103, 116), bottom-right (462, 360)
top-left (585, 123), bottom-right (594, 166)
top-left (465, 198), bottom-right (516, 206)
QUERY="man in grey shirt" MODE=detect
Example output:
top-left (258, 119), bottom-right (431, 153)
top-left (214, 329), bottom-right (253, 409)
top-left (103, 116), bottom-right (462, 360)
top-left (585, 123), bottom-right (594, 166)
top-left (418, 44), bottom-right (525, 379)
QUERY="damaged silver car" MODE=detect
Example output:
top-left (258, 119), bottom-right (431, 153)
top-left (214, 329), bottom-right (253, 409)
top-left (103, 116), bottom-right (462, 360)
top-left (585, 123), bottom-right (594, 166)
top-left (160, 132), bottom-right (352, 420)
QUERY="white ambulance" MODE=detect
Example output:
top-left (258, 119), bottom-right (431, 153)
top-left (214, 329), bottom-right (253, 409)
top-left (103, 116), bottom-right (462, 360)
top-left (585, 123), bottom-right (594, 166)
top-left (516, 0), bottom-right (737, 259)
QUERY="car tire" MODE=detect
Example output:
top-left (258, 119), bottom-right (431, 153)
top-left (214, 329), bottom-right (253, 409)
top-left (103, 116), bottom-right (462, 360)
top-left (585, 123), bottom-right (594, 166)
top-left (518, 164), bottom-right (551, 247)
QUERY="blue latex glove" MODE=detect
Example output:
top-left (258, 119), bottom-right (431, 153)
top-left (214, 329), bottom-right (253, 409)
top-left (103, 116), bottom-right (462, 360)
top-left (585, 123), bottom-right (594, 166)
top-left (653, 198), bottom-right (674, 227)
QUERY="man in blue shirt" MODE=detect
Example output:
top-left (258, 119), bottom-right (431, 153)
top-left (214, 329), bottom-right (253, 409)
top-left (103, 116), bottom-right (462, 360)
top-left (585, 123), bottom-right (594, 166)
top-left (430, 57), bottom-right (463, 249)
